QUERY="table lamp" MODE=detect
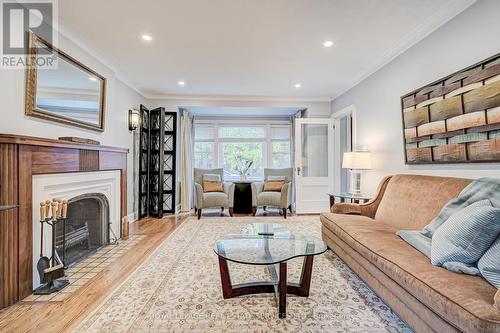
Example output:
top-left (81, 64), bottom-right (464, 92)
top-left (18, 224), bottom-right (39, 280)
top-left (342, 151), bottom-right (372, 196)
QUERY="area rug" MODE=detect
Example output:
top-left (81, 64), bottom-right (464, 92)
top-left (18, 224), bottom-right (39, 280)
top-left (75, 216), bottom-right (412, 332)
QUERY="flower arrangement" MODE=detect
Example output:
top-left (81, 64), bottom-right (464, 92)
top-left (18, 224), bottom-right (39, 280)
top-left (236, 158), bottom-right (253, 180)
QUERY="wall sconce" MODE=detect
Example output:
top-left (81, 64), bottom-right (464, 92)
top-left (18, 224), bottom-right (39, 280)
top-left (128, 109), bottom-right (140, 131)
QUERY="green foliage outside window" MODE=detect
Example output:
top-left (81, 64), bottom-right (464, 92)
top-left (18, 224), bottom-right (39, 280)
top-left (222, 143), bottom-right (263, 178)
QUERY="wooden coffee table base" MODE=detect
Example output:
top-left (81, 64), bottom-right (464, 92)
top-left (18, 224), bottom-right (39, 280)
top-left (217, 255), bottom-right (314, 318)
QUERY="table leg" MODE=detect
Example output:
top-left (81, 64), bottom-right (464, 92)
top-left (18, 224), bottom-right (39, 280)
top-left (329, 196), bottom-right (335, 208)
top-left (218, 256), bottom-right (275, 299)
top-left (279, 262), bottom-right (287, 319)
top-left (217, 254), bottom-right (315, 319)
top-left (218, 255), bottom-right (233, 299)
top-left (287, 255), bottom-right (314, 297)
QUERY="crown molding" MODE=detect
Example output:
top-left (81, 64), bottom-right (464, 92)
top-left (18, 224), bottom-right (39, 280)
top-left (143, 94), bottom-right (332, 103)
top-left (332, 0), bottom-right (477, 100)
top-left (56, 19), bottom-right (148, 99)
top-left (55, 1), bottom-right (476, 103)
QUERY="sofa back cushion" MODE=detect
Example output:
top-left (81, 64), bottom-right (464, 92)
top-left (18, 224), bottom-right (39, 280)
top-left (375, 174), bottom-right (472, 230)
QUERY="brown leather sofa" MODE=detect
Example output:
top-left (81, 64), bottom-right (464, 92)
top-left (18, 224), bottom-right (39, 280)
top-left (320, 174), bottom-right (500, 333)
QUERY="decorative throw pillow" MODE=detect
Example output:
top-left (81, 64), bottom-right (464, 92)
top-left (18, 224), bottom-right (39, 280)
top-left (263, 180), bottom-right (285, 192)
top-left (268, 175), bottom-right (286, 181)
top-left (396, 230), bottom-right (432, 258)
top-left (203, 174), bottom-right (221, 182)
top-left (478, 236), bottom-right (500, 288)
top-left (431, 199), bottom-right (500, 273)
top-left (202, 174), bottom-right (223, 192)
top-left (203, 181), bottom-right (223, 192)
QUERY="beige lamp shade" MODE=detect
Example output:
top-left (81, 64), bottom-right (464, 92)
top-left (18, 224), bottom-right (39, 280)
top-left (342, 151), bottom-right (372, 170)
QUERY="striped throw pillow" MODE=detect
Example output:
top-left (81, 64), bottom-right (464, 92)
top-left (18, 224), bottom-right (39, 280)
top-left (478, 236), bottom-right (500, 288)
top-left (431, 199), bottom-right (500, 273)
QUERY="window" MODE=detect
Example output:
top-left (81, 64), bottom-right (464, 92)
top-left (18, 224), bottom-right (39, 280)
top-left (193, 121), bottom-right (292, 180)
top-left (194, 125), bottom-right (215, 169)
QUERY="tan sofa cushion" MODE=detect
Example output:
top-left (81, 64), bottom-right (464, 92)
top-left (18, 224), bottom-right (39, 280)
top-left (375, 175), bottom-right (472, 230)
top-left (321, 213), bottom-right (500, 333)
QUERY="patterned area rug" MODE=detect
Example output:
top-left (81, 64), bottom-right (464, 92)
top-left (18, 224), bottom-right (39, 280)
top-left (75, 216), bottom-right (412, 332)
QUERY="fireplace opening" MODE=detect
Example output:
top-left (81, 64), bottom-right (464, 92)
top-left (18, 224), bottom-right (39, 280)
top-left (55, 193), bottom-right (110, 267)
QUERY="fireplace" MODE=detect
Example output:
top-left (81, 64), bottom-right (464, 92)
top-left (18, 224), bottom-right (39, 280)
top-left (32, 170), bottom-right (121, 288)
top-left (55, 193), bottom-right (110, 267)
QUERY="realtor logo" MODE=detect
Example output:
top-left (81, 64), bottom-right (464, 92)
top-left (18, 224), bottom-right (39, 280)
top-left (1, 0), bottom-right (58, 68)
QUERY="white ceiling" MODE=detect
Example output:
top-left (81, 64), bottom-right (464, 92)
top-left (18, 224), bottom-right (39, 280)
top-left (58, 0), bottom-right (475, 100)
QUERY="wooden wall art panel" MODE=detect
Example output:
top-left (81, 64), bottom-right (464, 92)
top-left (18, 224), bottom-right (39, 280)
top-left (401, 53), bottom-right (500, 164)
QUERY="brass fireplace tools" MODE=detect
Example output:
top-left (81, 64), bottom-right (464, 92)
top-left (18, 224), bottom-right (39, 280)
top-left (34, 198), bottom-right (70, 295)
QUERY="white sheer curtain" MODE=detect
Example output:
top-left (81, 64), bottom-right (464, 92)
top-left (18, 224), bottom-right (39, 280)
top-left (180, 110), bottom-right (194, 212)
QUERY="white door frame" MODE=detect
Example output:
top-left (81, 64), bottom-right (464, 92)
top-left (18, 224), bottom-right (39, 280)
top-left (331, 104), bottom-right (357, 194)
top-left (294, 118), bottom-right (335, 213)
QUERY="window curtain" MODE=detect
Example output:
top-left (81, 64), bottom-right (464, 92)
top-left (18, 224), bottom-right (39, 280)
top-left (180, 110), bottom-right (194, 212)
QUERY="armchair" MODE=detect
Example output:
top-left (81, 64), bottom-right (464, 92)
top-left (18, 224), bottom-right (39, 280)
top-left (194, 168), bottom-right (235, 219)
top-left (251, 168), bottom-right (293, 218)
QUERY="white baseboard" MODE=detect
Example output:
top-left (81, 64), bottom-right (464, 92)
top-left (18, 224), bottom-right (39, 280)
top-left (127, 211), bottom-right (138, 223)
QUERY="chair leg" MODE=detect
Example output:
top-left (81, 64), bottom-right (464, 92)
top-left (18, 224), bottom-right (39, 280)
top-left (283, 208), bottom-right (287, 219)
top-left (197, 209), bottom-right (202, 219)
top-left (252, 206), bottom-right (257, 216)
top-left (229, 208), bottom-right (234, 217)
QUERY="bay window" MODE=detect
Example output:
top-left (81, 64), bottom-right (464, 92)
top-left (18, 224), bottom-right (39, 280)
top-left (194, 120), bottom-right (292, 181)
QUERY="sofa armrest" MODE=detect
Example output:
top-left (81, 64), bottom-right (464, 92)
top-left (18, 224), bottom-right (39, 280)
top-left (195, 182), bottom-right (203, 209)
top-left (495, 289), bottom-right (500, 311)
top-left (251, 182), bottom-right (265, 207)
top-left (330, 175), bottom-right (393, 218)
top-left (280, 182), bottom-right (291, 208)
top-left (331, 203), bottom-right (362, 215)
top-left (224, 182), bottom-right (235, 207)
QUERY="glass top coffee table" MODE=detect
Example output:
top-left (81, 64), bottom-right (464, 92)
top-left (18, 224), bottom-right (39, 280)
top-left (214, 223), bottom-right (327, 318)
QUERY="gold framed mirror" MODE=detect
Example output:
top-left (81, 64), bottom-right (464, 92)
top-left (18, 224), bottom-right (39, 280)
top-left (25, 31), bottom-right (106, 132)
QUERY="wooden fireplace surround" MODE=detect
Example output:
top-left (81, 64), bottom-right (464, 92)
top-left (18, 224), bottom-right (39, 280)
top-left (0, 134), bottom-right (128, 309)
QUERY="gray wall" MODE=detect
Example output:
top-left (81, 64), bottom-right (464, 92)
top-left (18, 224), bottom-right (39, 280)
top-left (331, 0), bottom-right (500, 196)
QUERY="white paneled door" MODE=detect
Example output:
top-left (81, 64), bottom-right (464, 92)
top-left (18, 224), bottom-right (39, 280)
top-left (294, 118), bottom-right (334, 213)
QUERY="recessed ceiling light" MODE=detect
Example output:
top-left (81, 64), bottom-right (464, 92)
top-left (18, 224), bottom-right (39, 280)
top-left (89, 77), bottom-right (97, 82)
top-left (323, 40), bottom-right (333, 47)
top-left (141, 34), bottom-right (153, 41)
top-left (178, 81), bottom-right (186, 86)
top-left (294, 83), bottom-right (301, 88)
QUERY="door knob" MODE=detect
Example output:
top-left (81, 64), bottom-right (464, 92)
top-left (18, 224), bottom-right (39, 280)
top-left (297, 167), bottom-right (301, 176)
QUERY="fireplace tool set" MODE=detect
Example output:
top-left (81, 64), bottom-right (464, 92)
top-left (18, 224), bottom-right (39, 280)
top-left (34, 199), bottom-right (70, 295)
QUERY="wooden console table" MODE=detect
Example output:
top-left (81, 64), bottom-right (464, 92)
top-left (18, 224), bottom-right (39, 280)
top-left (0, 134), bottom-right (128, 309)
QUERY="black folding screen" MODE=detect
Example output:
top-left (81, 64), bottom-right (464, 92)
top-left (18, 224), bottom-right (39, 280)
top-left (139, 104), bottom-right (177, 218)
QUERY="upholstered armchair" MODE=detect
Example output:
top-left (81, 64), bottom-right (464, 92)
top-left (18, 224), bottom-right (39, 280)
top-left (251, 168), bottom-right (293, 218)
top-left (194, 168), bottom-right (235, 219)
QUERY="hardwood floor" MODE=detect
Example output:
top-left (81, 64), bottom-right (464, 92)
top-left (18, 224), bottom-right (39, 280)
top-left (0, 214), bottom-right (188, 333)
